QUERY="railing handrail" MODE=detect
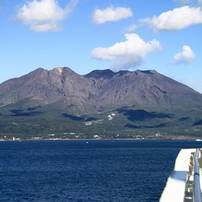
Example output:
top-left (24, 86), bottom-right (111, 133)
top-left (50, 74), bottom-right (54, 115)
top-left (193, 149), bottom-right (202, 202)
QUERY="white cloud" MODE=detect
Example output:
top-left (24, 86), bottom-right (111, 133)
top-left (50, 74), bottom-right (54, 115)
top-left (198, 0), bottom-right (202, 4)
top-left (140, 6), bottom-right (202, 32)
top-left (123, 24), bottom-right (137, 33)
top-left (92, 6), bottom-right (133, 24)
top-left (173, 0), bottom-right (192, 4)
top-left (173, 0), bottom-right (202, 5)
top-left (170, 45), bottom-right (196, 65)
top-left (91, 33), bottom-right (162, 71)
top-left (14, 0), bottom-right (78, 32)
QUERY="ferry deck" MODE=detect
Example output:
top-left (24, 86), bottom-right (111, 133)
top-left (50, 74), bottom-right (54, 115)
top-left (160, 148), bottom-right (202, 202)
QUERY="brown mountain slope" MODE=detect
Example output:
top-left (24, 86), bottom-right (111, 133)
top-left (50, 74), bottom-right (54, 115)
top-left (0, 67), bottom-right (201, 115)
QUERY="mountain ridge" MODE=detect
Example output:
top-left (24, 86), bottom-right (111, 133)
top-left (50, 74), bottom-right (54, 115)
top-left (1, 67), bottom-right (202, 139)
top-left (0, 67), bottom-right (201, 115)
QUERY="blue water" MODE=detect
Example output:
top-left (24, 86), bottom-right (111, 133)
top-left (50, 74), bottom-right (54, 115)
top-left (0, 140), bottom-right (201, 202)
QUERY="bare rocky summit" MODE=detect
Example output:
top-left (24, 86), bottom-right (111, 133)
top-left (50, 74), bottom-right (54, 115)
top-left (0, 67), bottom-right (201, 115)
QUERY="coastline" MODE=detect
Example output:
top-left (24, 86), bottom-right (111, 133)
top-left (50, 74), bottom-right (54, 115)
top-left (0, 136), bottom-right (198, 141)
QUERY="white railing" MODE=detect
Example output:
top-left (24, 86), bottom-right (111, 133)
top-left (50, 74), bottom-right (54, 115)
top-left (159, 148), bottom-right (202, 202)
top-left (193, 149), bottom-right (202, 202)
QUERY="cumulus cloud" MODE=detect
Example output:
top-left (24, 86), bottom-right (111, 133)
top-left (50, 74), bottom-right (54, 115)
top-left (173, 0), bottom-right (192, 4)
top-left (92, 6), bottom-right (133, 24)
top-left (173, 0), bottom-right (202, 5)
top-left (198, 0), bottom-right (202, 4)
top-left (139, 6), bottom-right (202, 32)
top-left (170, 45), bottom-right (196, 65)
top-left (14, 0), bottom-right (78, 32)
top-left (122, 23), bottom-right (137, 33)
top-left (91, 33), bottom-right (162, 71)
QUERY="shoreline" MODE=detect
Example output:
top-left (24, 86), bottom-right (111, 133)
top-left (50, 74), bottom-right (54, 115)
top-left (0, 137), bottom-right (198, 142)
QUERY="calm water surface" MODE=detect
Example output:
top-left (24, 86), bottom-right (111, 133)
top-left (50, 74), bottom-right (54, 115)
top-left (0, 140), bottom-right (201, 202)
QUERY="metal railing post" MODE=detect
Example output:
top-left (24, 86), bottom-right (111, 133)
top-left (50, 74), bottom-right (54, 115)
top-left (193, 149), bottom-right (202, 202)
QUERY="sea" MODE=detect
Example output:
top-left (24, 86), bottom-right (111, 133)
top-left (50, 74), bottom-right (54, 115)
top-left (0, 139), bottom-right (201, 202)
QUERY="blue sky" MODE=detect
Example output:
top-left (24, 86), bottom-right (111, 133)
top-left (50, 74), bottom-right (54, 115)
top-left (1, 0), bottom-right (202, 92)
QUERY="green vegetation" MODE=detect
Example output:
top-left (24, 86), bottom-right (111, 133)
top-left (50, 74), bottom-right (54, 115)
top-left (1, 101), bottom-right (202, 140)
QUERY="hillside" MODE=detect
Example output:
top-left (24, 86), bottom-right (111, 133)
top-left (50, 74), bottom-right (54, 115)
top-left (0, 67), bottom-right (202, 139)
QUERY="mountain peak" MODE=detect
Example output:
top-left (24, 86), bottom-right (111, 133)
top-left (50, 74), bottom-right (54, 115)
top-left (85, 69), bottom-right (115, 79)
top-left (50, 67), bottom-right (77, 75)
top-left (52, 67), bottom-right (63, 75)
top-left (134, 69), bottom-right (159, 74)
top-left (0, 67), bottom-right (201, 115)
